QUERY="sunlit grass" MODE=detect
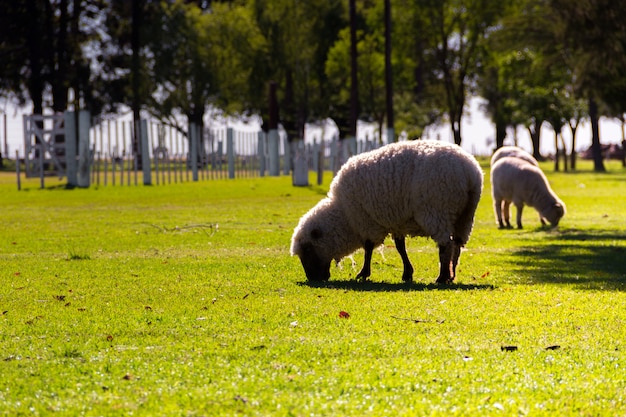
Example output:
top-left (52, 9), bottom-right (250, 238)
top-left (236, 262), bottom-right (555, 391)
top-left (1, 159), bottom-right (626, 415)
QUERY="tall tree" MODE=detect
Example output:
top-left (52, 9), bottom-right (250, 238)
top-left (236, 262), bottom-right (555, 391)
top-left (384, 0), bottom-right (393, 142)
top-left (544, 0), bottom-right (626, 171)
top-left (143, 1), bottom-right (266, 134)
top-left (248, 0), bottom-right (344, 140)
top-left (417, 0), bottom-right (505, 145)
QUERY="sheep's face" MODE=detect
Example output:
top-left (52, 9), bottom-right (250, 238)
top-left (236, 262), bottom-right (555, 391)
top-left (543, 202), bottom-right (566, 227)
top-left (297, 233), bottom-right (332, 281)
top-left (290, 200), bottom-right (343, 281)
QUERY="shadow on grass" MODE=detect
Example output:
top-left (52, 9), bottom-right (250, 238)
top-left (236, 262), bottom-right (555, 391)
top-left (299, 280), bottom-right (495, 292)
top-left (506, 227), bottom-right (626, 290)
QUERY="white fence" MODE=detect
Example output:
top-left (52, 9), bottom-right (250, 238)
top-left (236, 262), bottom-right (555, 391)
top-left (21, 112), bottom-right (386, 188)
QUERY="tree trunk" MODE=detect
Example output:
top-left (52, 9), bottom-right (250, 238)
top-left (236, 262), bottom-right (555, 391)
top-left (589, 96), bottom-right (606, 172)
top-left (384, 0), bottom-right (393, 137)
top-left (569, 121), bottom-right (578, 170)
top-left (528, 120), bottom-right (543, 160)
top-left (348, 0), bottom-right (358, 140)
top-left (452, 118), bottom-right (462, 145)
top-left (620, 114), bottom-right (626, 167)
top-left (495, 120), bottom-right (507, 149)
top-left (26, 0), bottom-right (44, 116)
top-left (52, 0), bottom-right (69, 113)
top-left (559, 133), bottom-right (568, 172)
top-left (554, 131), bottom-right (559, 171)
top-left (131, 0), bottom-right (143, 168)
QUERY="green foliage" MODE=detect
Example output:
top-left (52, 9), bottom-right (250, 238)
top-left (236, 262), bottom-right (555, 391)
top-left (144, 1), bottom-right (267, 125)
top-left (2, 163), bottom-right (626, 415)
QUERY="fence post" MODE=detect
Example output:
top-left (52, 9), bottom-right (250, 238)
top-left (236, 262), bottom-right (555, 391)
top-left (227, 128), bottom-right (235, 179)
top-left (386, 127), bottom-right (395, 144)
top-left (15, 150), bottom-right (21, 191)
top-left (283, 136), bottom-right (291, 175)
top-left (317, 144), bottom-right (324, 185)
top-left (64, 111), bottom-right (78, 187)
top-left (141, 119), bottom-right (151, 185)
top-left (190, 123), bottom-right (199, 181)
top-left (258, 131), bottom-right (266, 177)
top-left (77, 110), bottom-right (91, 188)
top-left (268, 128), bottom-right (279, 176)
top-left (292, 140), bottom-right (308, 186)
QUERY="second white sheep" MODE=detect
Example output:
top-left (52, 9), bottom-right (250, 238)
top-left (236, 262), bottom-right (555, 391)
top-left (490, 145), bottom-right (538, 167)
top-left (491, 156), bottom-right (565, 229)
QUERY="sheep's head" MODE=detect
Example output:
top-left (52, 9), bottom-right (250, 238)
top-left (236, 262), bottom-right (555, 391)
top-left (290, 199), bottom-right (344, 281)
top-left (292, 229), bottom-right (332, 281)
top-left (542, 201), bottom-right (566, 227)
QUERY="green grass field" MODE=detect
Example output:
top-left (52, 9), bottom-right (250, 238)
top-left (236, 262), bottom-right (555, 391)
top-left (1, 159), bottom-right (626, 416)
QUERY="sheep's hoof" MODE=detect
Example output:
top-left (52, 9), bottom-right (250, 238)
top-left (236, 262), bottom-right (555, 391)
top-left (436, 276), bottom-right (454, 285)
top-left (355, 273), bottom-right (369, 282)
top-left (402, 273), bottom-right (413, 283)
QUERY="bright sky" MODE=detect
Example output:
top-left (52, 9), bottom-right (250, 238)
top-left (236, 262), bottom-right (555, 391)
top-left (2, 97), bottom-right (623, 158)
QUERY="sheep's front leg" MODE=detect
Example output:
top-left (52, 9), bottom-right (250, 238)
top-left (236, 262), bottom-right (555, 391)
top-left (356, 240), bottom-right (375, 281)
top-left (436, 240), bottom-right (455, 284)
top-left (393, 235), bottom-right (413, 283)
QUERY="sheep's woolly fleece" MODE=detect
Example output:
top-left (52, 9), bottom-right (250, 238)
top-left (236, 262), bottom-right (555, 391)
top-left (491, 156), bottom-right (566, 228)
top-left (491, 145), bottom-right (538, 166)
top-left (290, 139), bottom-right (484, 280)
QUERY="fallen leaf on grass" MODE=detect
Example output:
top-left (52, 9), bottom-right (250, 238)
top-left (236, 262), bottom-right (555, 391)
top-left (480, 271), bottom-right (490, 279)
top-left (339, 311), bottom-right (350, 319)
top-left (501, 345), bottom-right (518, 352)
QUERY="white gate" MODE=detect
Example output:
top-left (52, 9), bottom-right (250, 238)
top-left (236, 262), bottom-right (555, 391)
top-left (23, 114), bottom-right (66, 178)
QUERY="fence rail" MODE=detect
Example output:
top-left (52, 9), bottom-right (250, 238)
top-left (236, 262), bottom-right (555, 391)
top-left (19, 112), bottom-right (387, 189)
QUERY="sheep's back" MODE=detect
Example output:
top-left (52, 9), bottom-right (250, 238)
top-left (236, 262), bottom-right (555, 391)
top-left (491, 156), bottom-right (549, 203)
top-left (491, 146), bottom-right (538, 166)
top-left (329, 140), bottom-right (482, 239)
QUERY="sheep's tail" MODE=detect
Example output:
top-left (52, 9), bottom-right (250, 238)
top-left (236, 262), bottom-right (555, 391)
top-left (454, 184), bottom-right (482, 246)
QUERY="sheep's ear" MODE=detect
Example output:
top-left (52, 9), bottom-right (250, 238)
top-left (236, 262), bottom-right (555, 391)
top-left (310, 228), bottom-right (323, 240)
top-left (555, 203), bottom-right (565, 215)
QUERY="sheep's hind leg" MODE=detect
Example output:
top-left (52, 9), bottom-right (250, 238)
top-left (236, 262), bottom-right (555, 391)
top-left (502, 201), bottom-right (512, 228)
top-left (515, 203), bottom-right (524, 229)
top-left (495, 198), bottom-right (506, 228)
top-left (436, 240), bottom-right (455, 285)
top-left (451, 238), bottom-right (463, 278)
top-left (393, 235), bottom-right (413, 283)
top-left (356, 240), bottom-right (375, 281)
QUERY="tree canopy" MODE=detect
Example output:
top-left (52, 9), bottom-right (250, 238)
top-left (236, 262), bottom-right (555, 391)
top-left (1, 0), bottom-right (626, 170)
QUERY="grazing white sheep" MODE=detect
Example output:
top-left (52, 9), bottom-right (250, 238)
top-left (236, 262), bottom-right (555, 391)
top-left (491, 156), bottom-right (565, 229)
top-left (290, 140), bottom-right (484, 284)
top-left (491, 145), bottom-right (538, 167)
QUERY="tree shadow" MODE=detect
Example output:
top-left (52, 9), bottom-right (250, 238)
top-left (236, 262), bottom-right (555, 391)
top-left (298, 280), bottom-right (495, 292)
top-left (505, 227), bottom-right (626, 290)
